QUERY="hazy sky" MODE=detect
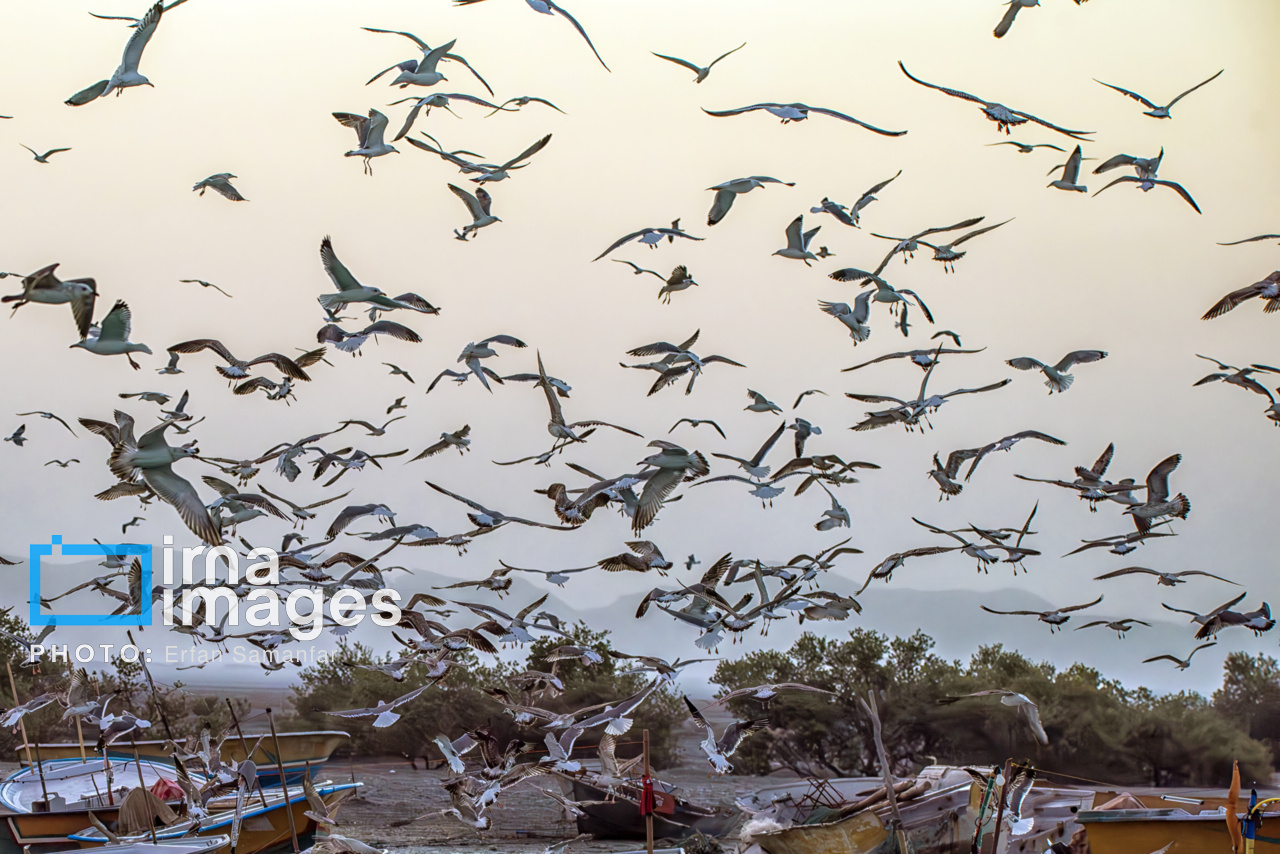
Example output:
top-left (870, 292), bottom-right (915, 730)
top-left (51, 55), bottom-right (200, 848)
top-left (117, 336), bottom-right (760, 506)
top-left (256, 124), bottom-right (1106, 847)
top-left (1, 0), bottom-right (1279, 698)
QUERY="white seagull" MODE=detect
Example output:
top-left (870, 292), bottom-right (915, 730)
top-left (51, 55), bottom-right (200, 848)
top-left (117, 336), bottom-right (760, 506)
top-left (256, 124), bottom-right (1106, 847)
top-left (1094, 70), bottom-right (1223, 119)
top-left (652, 43), bottom-right (746, 83)
top-left (70, 300), bottom-right (152, 369)
top-left (703, 102), bottom-right (906, 136)
top-left (333, 109), bottom-right (398, 175)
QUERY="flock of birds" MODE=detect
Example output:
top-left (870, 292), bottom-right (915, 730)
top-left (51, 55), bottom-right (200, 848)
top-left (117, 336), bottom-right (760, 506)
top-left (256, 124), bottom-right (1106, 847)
top-left (0, 0), bottom-right (1277, 843)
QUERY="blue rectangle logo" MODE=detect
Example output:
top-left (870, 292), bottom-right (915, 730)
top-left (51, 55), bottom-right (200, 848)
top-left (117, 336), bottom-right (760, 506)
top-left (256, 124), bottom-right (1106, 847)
top-left (30, 536), bottom-right (153, 626)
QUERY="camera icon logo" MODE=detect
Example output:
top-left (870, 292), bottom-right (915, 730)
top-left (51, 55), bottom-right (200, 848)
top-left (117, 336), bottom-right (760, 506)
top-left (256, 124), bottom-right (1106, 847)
top-left (29, 536), bottom-right (153, 627)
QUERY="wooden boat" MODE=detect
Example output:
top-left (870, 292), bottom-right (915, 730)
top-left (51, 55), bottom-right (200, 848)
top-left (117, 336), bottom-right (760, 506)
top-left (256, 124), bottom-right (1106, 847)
top-left (567, 776), bottom-right (737, 841)
top-left (88, 838), bottom-right (230, 854)
top-left (1080, 807), bottom-right (1280, 854)
top-left (66, 782), bottom-right (361, 853)
top-left (0, 759), bottom-right (191, 854)
top-left (25, 732), bottom-right (350, 788)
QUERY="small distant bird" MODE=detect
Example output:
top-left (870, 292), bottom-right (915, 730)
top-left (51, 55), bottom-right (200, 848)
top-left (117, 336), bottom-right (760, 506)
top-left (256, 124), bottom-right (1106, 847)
top-left (1073, 618), bottom-right (1151, 638)
top-left (448, 184), bottom-right (500, 239)
top-left (744, 390), bottom-right (782, 414)
top-left (593, 226), bottom-right (704, 261)
top-left (669, 418), bottom-right (726, 440)
top-left (20, 144), bottom-right (72, 163)
top-left (899, 61), bottom-right (1092, 139)
top-left (706, 176), bottom-right (793, 227)
top-left (4, 425), bottom-right (26, 446)
top-left (810, 171), bottom-right (901, 228)
top-left (1006, 350), bottom-right (1107, 393)
top-left (1047, 145), bottom-right (1088, 193)
top-left (938, 689), bottom-right (1049, 746)
top-left (683, 696), bottom-right (768, 775)
top-left (1094, 69), bottom-right (1223, 119)
top-left (178, 279), bottom-right (232, 297)
top-left (981, 595), bottom-right (1102, 632)
top-left (484, 95), bottom-right (564, 116)
top-left (1094, 174), bottom-right (1200, 214)
top-left (1123, 454), bottom-right (1190, 533)
top-left (387, 397), bottom-right (407, 414)
top-left (1143, 642), bottom-right (1216, 670)
top-left (703, 102), bottom-right (907, 136)
top-left (651, 42), bottom-right (745, 83)
top-left (322, 683), bottom-right (434, 728)
top-left (121, 516), bottom-right (144, 533)
top-left (192, 173), bottom-right (246, 201)
top-left (333, 109), bottom-right (398, 175)
top-left (15, 410), bottom-right (78, 435)
top-left (45, 459), bottom-right (80, 467)
top-left (657, 266), bottom-right (698, 304)
top-left (384, 363), bottom-right (414, 383)
top-left (1094, 566), bottom-right (1237, 587)
top-left (987, 141), bottom-right (1065, 154)
top-left (774, 215), bottom-right (821, 265)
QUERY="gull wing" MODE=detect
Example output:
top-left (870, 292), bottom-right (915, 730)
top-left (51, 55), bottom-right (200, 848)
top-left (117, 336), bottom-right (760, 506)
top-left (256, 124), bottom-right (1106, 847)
top-left (1094, 79), bottom-right (1157, 109)
top-left (1144, 453), bottom-right (1181, 502)
top-left (119, 2), bottom-right (162, 74)
top-left (142, 463), bottom-right (222, 545)
top-left (652, 52), bottom-right (701, 73)
top-left (898, 62), bottom-right (988, 105)
top-left (500, 133), bottom-right (552, 169)
top-left (805, 106), bottom-right (907, 137)
top-left (361, 26), bottom-right (429, 51)
top-left (546, 0), bottom-right (609, 71)
top-left (593, 230), bottom-right (649, 262)
top-left (1165, 69), bottom-right (1223, 109)
top-left (783, 216), bottom-right (804, 251)
top-left (98, 300), bottom-right (132, 342)
top-left (708, 42), bottom-right (747, 68)
top-left (448, 184), bottom-right (485, 220)
top-left (320, 237), bottom-right (362, 292)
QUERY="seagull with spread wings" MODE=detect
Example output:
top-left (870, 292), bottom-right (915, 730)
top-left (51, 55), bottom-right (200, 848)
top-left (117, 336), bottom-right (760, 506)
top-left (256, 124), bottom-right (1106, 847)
top-left (981, 595), bottom-right (1103, 632)
top-left (899, 61), bottom-right (1092, 139)
top-left (1143, 643), bottom-right (1217, 670)
top-left (333, 109), bottom-right (398, 174)
top-left (1094, 566), bottom-right (1238, 587)
top-left (706, 176), bottom-right (793, 226)
top-left (652, 42), bottom-right (746, 83)
top-left (684, 696), bottom-right (768, 775)
top-left (938, 689), bottom-right (1049, 746)
top-left (593, 226), bottom-right (704, 261)
top-left (363, 29), bottom-right (493, 94)
top-left (702, 102), bottom-right (907, 136)
top-left (1201, 271), bottom-right (1280, 321)
top-left (1006, 350), bottom-right (1107, 394)
top-left (1095, 69), bottom-right (1223, 119)
top-left (1123, 454), bottom-right (1189, 532)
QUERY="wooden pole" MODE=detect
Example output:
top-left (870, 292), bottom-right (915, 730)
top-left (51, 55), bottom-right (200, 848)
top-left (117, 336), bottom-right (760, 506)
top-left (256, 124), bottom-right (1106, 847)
top-left (75, 717), bottom-right (88, 761)
top-left (130, 734), bottom-right (159, 844)
top-left (988, 759), bottom-right (1012, 854)
top-left (128, 630), bottom-right (175, 742)
top-left (858, 692), bottom-right (903, 830)
top-left (643, 729), bottom-right (653, 854)
top-left (226, 699), bottom-right (269, 809)
top-left (266, 708), bottom-right (300, 854)
top-left (7, 661), bottom-right (49, 804)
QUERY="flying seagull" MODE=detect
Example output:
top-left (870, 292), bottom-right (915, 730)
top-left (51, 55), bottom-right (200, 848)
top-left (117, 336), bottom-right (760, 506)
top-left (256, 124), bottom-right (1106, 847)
top-left (178, 279), bottom-right (232, 297)
top-left (192, 173), bottom-right (247, 201)
top-left (2, 263), bottom-right (98, 338)
top-left (938, 689), bottom-right (1048, 746)
top-left (333, 109), bottom-right (398, 175)
top-left (899, 61), bottom-right (1092, 139)
top-left (652, 43), bottom-right (746, 83)
top-left (1006, 350), bottom-right (1107, 394)
top-left (448, 184), bottom-right (500, 239)
top-left (362, 29), bottom-right (494, 94)
top-left (70, 300), bottom-right (152, 369)
top-left (593, 227), bottom-right (704, 262)
top-left (702, 102), bottom-right (907, 136)
top-left (706, 176), bottom-right (793, 227)
top-left (1143, 643), bottom-right (1217, 670)
top-left (20, 145), bottom-right (72, 163)
top-left (980, 595), bottom-right (1102, 632)
top-left (683, 696), bottom-right (768, 775)
top-left (1094, 69), bottom-right (1223, 119)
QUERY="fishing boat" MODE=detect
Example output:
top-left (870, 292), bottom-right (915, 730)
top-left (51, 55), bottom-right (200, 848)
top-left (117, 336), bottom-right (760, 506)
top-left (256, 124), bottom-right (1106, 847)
top-left (744, 767), bottom-right (1096, 854)
top-left (87, 837), bottom-right (231, 854)
top-left (65, 782), bottom-right (361, 853)
top-left (1079, 806), bottom-right (1280, 854)
top-left (566, 776), bottom-right (737, 841)
top-left (0, 759), bottom-right (188, 854)
top-left (25, 732), bottom-right (351, 787)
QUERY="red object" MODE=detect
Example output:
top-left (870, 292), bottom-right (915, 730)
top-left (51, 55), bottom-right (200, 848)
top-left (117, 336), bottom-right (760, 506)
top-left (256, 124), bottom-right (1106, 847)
top-left (639, 776), bottom-right (656, 816)
top-left (150, 778), bottom-right (185, 801)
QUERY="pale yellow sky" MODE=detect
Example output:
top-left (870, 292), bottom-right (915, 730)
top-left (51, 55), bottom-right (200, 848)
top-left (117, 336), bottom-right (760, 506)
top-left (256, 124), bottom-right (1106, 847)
top-left (1, 0), bottom-right (1278, 695)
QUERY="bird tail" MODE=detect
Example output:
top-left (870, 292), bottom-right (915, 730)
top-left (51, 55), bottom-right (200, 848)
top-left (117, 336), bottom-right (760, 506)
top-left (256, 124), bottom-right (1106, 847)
top-left (1046, 372), bottom-right (1073, 393)
top-left (317, 293), bottom-right (345, 310)
top-left (0, 295), bottom-right (24, 303)
top-left (1169, 493), bottom-right (1191, 520)
top-left (107, 441), bottom-right (139, 483)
